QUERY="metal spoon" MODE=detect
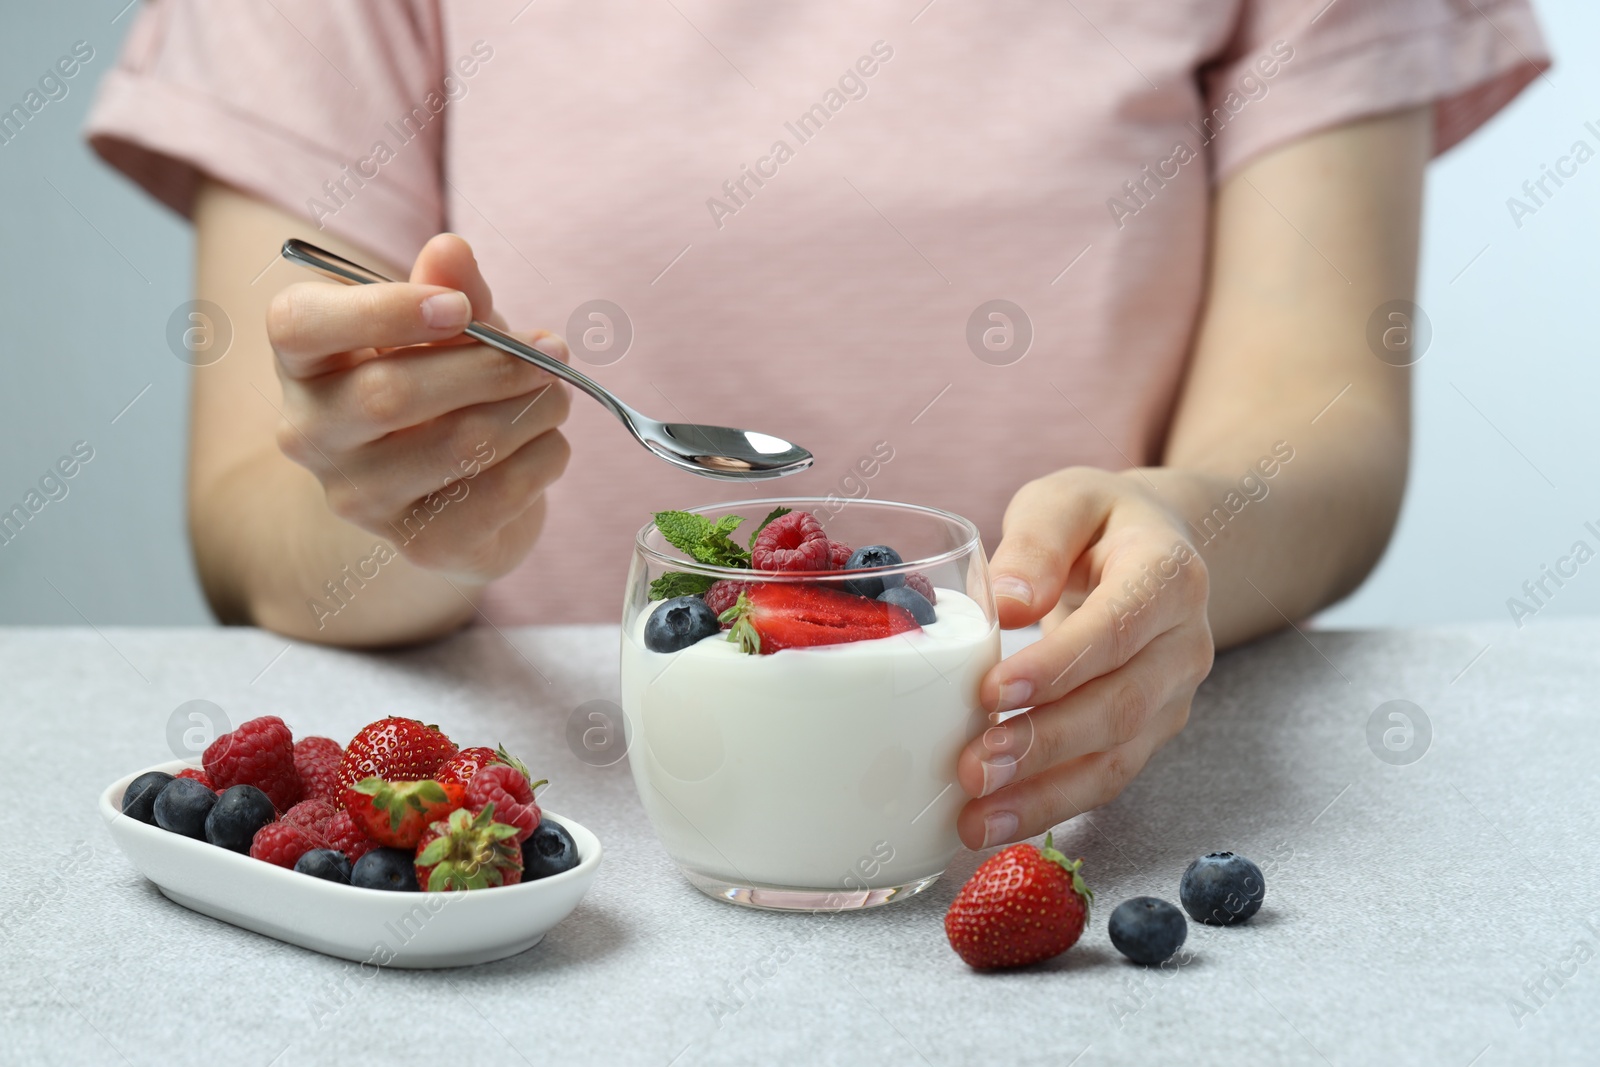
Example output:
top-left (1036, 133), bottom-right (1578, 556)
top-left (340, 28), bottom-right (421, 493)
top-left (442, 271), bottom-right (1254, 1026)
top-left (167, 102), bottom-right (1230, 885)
top-left (280, 239), bottom-right (813, 480)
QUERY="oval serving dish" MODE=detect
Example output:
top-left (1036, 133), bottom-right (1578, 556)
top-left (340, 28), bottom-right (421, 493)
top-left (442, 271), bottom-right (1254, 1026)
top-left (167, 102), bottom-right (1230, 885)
top-left (100, 760), bottom-right (602, 968)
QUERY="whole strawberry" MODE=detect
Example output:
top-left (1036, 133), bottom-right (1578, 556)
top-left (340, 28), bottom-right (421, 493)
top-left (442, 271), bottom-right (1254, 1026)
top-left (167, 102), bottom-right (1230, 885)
top-left (203, 715), bottom-right (303, 812)
top-left (944, 834), bottom-right (1093, 969)
top-left (435, 746), bottom-right (498, 786)
top-left (436, 743), bottom-right (531, 786)
top-left (414, 805), bottom-right (523, 891)
top-left (342, 778), bottom-right (466, 849)
top-left (324, 808), bottom-right (380, 865)
top-left (249, 821), bottom-right (325, 868)
top-left (293, 737), bottom-right (345, 802)
top-left (464, 764), bottom-right (544, 842)
top-left (338, 718), bottom-right (457, 788)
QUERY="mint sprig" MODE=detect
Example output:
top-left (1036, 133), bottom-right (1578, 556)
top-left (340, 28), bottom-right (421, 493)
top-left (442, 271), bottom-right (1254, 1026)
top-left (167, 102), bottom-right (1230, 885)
top-left (646, 506), bottom-right (799, 602)
top-left (653, 510), bottom-right (749, 568)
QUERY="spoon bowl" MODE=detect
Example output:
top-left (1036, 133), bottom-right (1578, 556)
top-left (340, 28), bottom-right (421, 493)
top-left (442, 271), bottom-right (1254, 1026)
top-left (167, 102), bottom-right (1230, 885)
top-left (281, 240), bottom-right (813, 480)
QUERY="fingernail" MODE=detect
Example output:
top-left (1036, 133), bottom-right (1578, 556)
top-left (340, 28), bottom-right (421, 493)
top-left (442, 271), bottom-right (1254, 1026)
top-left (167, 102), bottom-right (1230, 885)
top-left (992, 576), bottom-right (1032, 606)
top-left (536, 332), bottom-right (569, 359)
top-left (421, 291), bottom-right (471, 329)
top-left (981, 810), bottom-right (1019, 849)
top-left (997, 678), bottom-right (1033, 711)
top-left (980, 755), bottom-right (1017, 796)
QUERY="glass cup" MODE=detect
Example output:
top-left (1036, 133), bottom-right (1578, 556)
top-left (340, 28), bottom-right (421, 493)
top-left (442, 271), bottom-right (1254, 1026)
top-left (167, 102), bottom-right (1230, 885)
top-left (619, 498), bottom-right (1000, 911)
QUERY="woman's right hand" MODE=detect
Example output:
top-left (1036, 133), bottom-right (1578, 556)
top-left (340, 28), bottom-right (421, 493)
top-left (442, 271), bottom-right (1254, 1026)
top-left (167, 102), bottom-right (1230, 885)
top-left (267, 233), bottom-right (572, 584)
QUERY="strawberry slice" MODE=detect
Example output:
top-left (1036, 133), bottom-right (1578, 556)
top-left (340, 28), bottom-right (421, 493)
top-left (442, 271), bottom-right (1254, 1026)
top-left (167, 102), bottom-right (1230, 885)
top-left (722, 583), bottom-right (919, 654)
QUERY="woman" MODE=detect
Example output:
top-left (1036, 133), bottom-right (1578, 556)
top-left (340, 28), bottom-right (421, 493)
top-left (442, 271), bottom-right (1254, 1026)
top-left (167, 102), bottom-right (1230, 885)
top-left (87, 0), bottom-right (1546, 851)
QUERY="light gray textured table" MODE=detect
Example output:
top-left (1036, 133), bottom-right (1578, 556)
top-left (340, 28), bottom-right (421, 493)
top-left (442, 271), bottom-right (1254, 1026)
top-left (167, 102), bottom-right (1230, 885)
top-left (2, 621), bottom-right (1598, 1066)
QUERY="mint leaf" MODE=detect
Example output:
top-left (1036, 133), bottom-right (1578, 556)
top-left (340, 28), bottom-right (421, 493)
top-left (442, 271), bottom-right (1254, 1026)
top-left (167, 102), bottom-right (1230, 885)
top-left (654, 510), bottom-right (711, 558)
top-left (747, 506), bottom-right (791, 549)
top-left (648, 571), bottom-right (717, 600)
top-left (653, 510), bottom-right (750, 568)
top-left (699, 516), bottom-right (749, 568)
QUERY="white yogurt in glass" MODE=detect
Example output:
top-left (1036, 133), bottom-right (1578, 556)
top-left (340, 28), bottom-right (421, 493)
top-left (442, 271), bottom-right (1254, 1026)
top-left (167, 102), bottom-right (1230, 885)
top-left (620, 589), bottom-right (999, 899)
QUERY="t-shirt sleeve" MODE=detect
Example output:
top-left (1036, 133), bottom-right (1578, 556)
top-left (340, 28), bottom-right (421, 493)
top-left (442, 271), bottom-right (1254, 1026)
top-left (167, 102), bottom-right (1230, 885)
top-left (85, 0), bottom-right (446, 270)
top-left (1201, 0), bottom-right (1549, 181)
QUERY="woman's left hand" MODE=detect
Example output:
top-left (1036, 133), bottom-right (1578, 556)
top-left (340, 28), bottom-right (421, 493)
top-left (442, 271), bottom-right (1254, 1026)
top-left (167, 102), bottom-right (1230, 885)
top-left (956, 467), bottom-right (1216, 850)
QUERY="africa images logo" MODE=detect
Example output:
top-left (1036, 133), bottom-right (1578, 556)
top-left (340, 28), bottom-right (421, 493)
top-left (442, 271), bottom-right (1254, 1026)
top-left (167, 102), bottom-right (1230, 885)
top-left (1504, 118), bottom-right (1600, 229)
top-left (1105, 40), bottom-right (1294, 229)
top-left (304, 41), bottom-right (494, 228)
top-left (0, 40), bottom-right (95, 148)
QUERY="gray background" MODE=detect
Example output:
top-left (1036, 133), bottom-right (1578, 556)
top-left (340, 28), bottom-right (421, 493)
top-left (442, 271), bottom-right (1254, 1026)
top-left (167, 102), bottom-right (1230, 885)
top-left (0, 0), bottom-right (1595, 633)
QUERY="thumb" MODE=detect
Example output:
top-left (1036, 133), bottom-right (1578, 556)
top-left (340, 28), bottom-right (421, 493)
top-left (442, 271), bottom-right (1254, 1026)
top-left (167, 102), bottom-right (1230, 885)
top-left (987, 478), bottom-right (1106, 629)
top-left (409, 233), bottom-right (495, 323)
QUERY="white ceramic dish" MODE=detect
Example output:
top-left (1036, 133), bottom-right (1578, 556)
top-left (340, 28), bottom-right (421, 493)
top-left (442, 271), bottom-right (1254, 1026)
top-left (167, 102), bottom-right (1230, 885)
top-left (99, 760), bottom-right (602, 968)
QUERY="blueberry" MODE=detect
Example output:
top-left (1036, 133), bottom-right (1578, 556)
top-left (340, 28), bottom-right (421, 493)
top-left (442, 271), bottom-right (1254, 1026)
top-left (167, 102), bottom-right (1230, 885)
top-left (1108, 896), bottom-right (1188, 964)
top-left (351, 848), bottom-right (420, 891)
top-left (204, 785), bottom-right (276, 853)
top-left (842, 545), bottom-right (905, 598)
top-left (522, 820), bottom-right (580, 880)
top-left (1179, 851), bottom-right (1265, 925)
top-left (295, 848), bottom-right (353, 884)
top-left (152, 778), bottom-right (218, 840)
top-left (644, 595), bottom-right (721, 653)
top-left (878, 585), bottom-right (935, 625)
top-left (121, 771), bottom-right (175, 825)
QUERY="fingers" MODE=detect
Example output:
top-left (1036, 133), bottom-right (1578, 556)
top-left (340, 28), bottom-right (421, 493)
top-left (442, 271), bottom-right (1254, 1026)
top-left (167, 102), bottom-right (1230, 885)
top-left (269, 235), bottom-right (501, 377)
top-left (987, 471), bottom-right (1111, 628)
top-left (956, 731), bottom-right (1162, 852)
top-left (981, 528), bottom-right (1209, 714)
top-left (263, 231), bottom-right (571, 586)
top-left (283, 332), bottom-right (570, 452)
top-left (954, 469), bottom-right (1218, 853)
top-left (410, 233), bottom-right (496, 324)
top-left (389, 431), bottom-right (572, 577)
top-left (269, 280), bottom-right (474, 376)
top-left (318, 385), bottom-right (571, 520)
top-left (958, 624), bottom-right (1210, 801)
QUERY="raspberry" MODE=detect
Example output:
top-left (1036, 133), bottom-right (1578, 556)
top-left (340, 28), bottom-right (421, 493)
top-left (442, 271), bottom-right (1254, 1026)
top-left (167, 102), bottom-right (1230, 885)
top-left (293, 737), bottom-right (344, 802)
top-left (249, 821), bottom-right (324, 868)
top-left (281, 798), bottom-right (336, 834)
top-left (750, 511), bottom-right (830, 573)
top-left (703, 579), bottom-right (750, 620)
top-left (464, 764), bottom-right (541, 842)
top-left (174, 767), bottom-right (214, 790)
top-left (905, 572), bottom-right (937, 605)
top-left (827, 540), bottom-right (852, 569)
top-left (324, 809), bottom-right (380, 865)
top-left (203, 716), bottom-right (303, 812)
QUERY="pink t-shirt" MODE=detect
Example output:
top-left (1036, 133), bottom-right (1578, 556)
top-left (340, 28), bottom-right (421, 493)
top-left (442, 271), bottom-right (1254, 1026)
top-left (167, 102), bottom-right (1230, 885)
top-left (88, 0), bottom-right (1545, 624)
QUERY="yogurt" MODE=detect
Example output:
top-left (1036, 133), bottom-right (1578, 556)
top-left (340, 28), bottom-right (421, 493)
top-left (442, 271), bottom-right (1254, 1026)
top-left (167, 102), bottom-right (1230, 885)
top-left (620, 588), bottom-right (999, 897)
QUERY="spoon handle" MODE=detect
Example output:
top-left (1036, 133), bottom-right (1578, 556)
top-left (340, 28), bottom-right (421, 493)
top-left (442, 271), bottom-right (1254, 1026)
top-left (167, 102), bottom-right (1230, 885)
top-left (280, 239), bottom-right (631, 424)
